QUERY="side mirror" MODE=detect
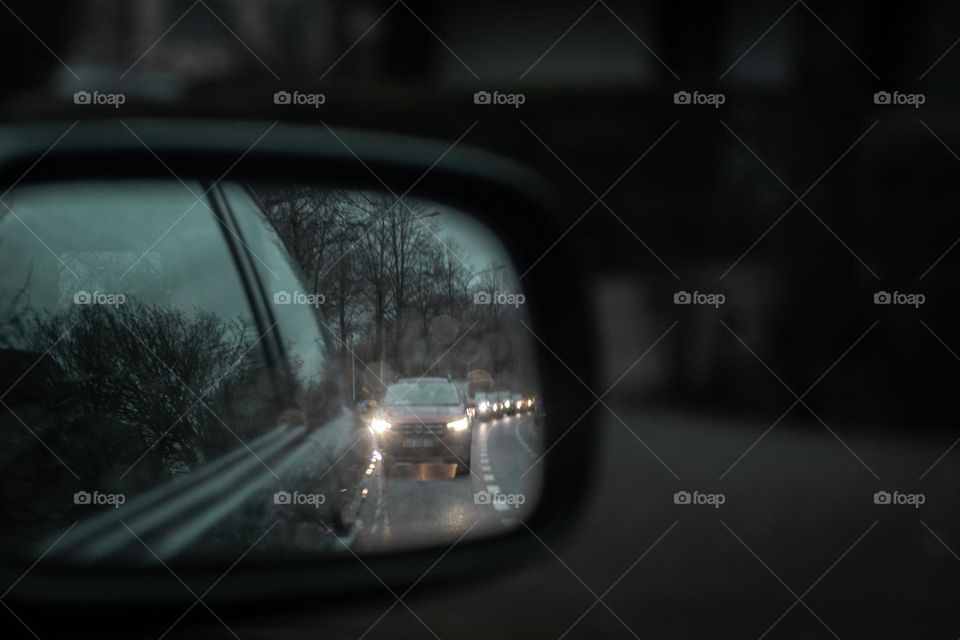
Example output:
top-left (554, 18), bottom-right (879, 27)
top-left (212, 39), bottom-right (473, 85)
top-left (0, 119), bottom-right (597, 609)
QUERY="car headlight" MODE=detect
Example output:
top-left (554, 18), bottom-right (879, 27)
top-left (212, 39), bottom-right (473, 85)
top-left (370, 418), bottom-right (391, 433)
top-left (446, 417), bottom-right (469, 431)
top-left (479, 401), bottom-right (489, 412)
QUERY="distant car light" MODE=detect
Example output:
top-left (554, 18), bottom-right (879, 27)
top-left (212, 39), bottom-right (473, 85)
top-left (446, 417), bottom-right (469, 431)
top-left (370, 418), bottom-right (391, 433)
top-left (478, 401), bottom-right (490, 413)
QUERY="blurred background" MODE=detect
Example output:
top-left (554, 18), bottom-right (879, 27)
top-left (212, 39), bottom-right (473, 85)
top-left (4, 1), bottom-right (960, 637)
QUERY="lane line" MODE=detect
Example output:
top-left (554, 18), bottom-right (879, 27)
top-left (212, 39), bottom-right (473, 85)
top-left (476, 417), bottom-right (527, 525)
top-left (514, 415), bottom-right (538, 459)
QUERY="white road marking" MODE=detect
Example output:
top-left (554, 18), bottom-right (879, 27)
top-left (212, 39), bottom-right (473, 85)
top-left (514, 417), bottom-right (538, 459)
top-left (477, 422), bottom-right (524, 525)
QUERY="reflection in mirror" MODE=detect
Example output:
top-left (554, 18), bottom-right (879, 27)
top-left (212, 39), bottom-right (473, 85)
top-left (0, 180), bottom-right (542, 564)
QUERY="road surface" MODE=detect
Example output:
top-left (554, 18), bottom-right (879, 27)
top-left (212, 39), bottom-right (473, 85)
top-left (355, 411), bottom-right (543, 552)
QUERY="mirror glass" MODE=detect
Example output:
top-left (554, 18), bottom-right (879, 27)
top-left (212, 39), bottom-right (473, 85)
top-left (0, 180), bottom-right (542, 563)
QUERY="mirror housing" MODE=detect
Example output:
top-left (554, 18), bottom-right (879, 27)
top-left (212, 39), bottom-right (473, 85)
top-left (0, 119), bottom-right (598, 607)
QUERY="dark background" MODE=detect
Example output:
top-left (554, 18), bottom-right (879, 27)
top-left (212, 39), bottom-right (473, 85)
top-left (3, 1), bottom-right (960, 637)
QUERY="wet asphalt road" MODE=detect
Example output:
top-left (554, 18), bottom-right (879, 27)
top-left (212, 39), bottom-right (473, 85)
top-left (355, 411), bottom-right (543, 552)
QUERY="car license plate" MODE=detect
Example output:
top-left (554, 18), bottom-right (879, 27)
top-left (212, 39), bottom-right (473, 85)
top-left (401, 438), bottom-right (433, 449)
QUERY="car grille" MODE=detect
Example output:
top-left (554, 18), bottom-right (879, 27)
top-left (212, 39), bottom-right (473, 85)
top-left (392, 423), bottom-right (446, 434)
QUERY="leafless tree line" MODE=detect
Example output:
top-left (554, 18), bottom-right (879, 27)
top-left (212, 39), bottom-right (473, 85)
top-left (252, 185), bottom-right (532, 398)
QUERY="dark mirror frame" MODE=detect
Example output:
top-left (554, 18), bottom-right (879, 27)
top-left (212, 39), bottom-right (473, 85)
top-left (0, 119), bottom-right (597, 608)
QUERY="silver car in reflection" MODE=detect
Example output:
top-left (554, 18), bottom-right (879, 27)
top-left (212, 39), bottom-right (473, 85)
top-left (370, 378), bottom-right (473, 476)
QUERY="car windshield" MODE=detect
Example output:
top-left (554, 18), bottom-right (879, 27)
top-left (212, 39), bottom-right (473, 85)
top-left (384, 382), bottom-right (461, 406)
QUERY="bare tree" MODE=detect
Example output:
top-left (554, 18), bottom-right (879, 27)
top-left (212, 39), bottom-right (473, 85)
top-left (253, 184), bottom-right (528, 396)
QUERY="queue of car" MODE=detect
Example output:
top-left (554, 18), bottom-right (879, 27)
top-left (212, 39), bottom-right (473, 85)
top-left (360, 376), bottom-right (536, 477)
top-left (475, 389), bottom-right (535, 420)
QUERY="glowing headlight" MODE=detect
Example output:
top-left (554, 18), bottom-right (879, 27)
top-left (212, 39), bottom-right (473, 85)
top-left (446, 417), bottom-right (469, 431)
top-left (479, 401), bottom-right (490, 412)
top-left (370, 418), bottom-right (391, 433)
